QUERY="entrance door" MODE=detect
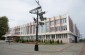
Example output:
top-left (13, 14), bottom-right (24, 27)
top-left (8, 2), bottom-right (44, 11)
top-left (75, 36), bottom-right (77, 43)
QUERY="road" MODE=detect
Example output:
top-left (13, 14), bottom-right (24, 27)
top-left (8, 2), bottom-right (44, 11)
top-left (0, 40), bottom-right (85, 55)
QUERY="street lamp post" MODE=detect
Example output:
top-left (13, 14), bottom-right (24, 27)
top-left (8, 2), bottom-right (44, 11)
top-left (29, 7), bottom-right (41, 51)
top-left (34, 10), bottom-right (39, 51)
top-left (29, 0), bottom-right (46, 51)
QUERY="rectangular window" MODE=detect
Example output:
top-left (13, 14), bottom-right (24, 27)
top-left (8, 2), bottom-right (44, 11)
top-left (56, 19), bottom-right (60, 24)
top-left (33, 25), bottom-right (35, 34)
top-left (64, 18), bottom-right (66, 23)
top-left (46, 22), bottom-right (50, 32)
top-left (63, 34), bottom-right (67, 38)
top-left (38, 25), bottom-right (41, 33)
top-left (43, 25), bottom-right (46, 33)
top-left (46, 22), bottom-right (49, 26)
top-left (59, 34), bottom-right (61, 38)
top-left (27, 26), bottom-right (29, 34)
top-left (61, 25), bottom-right (67, 31)
top-left (56, 26), bottom-right (61, 31)
top-left (40, 25), bottom-right (44, 33)
top-left (50, 21), bottom-right (54, 26)
top-left (46, 35), bottom-right (50, 39)
top-left (50, 27), bottom-right (55, 32)
top-left (62, 34), bottom-right (63, 38)
top-left (62, 18), bottom-right (66, 23)
top-left (31, 26), bottom-right (33, 34)
top-left (30, 25), bottom-right (32, 34)
top-left (51, 35), bottom-right (55, 39)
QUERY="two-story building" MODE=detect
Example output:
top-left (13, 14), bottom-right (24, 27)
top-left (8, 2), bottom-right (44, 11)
top-left (6, 14), bottom-right (80, 43)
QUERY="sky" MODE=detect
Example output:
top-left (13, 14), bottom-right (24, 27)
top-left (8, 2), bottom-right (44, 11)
top-left (0, 0), bottom-right (85, 38)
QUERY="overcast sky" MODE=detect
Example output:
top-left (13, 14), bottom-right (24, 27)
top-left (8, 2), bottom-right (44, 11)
top-left (0, 0), bottom-right (85, 38)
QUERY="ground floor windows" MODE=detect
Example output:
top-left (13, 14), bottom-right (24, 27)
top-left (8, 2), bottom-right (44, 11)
top-left (14, 33), bottom-right (80, 43)
top-left (46, 35), bottom-right (50, 39)
top-left (19, 34), bottom-right (67, 40)
top-left (51, 35), bottom-right (55, 39)
top-left (56, 34), bottom-right (67, 38)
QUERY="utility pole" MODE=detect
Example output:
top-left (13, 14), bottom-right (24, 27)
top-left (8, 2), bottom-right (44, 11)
top-left (29, 0), bottom-right (46, 51)
top-left (34, 10), bottom-right (39, 51)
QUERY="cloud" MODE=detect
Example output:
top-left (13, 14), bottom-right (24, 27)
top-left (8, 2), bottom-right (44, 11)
top-left (0, 0), bottom-right (85, 38)
top-left (0, 0), bottom-right (35, 27)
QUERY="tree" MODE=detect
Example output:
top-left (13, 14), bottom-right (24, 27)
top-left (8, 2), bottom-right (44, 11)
top-left (0, 16), bottom-right (9, 40)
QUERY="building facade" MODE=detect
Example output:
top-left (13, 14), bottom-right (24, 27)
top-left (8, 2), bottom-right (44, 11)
top-left (7, 14), bottom-right (80, 43)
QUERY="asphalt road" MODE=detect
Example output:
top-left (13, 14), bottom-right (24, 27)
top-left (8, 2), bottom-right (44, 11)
top-left (0, 40), bottom-right (85, 55)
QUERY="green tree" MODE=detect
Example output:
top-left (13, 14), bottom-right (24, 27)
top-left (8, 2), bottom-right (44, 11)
top-left (0, 16), bottom-right (9, 40)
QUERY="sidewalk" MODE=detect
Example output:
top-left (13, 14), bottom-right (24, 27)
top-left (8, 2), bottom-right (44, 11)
top-left (0, 41), bottom-right (82, 55)
top-left (0, 41), bottom-right (74, 52)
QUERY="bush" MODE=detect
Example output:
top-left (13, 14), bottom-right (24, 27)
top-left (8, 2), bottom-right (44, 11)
top-left (57, 39), bottom-right (59, 44)
top-left (41, 40), bottom-right (43, 43)
top-left (38, 40), bottom-right (41, 42)
top-left (21, 39), bottom-right (25, 43)
top-left (50, 40), bottom-right (52, 44)
top-left (45, 40), bottom-right (48, 44)
top-left (52, 40), bottom-right (54, 43)
top-left (60, 40), bottom-right (63, 44)
top-left (15, 39), bottom-right (20, 42)
top-left (25, 40), bottom-right (28, 42)
top-left (43, 40), bottom-right (45, 43)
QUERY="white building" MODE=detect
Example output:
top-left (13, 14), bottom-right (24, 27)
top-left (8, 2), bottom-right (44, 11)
top-left (7, 14), bottom-right (80, 43)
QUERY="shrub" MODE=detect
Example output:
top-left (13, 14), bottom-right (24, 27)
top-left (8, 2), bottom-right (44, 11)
top-left (20, 39), bottom-right (25, 43)
top-left (57, 39), bottom-right (59, 44)
top-left (45, 40), bottom-right (47, 44)
top-left (41, 40), bottom-right (43, 43)
top-left (52, 39), bottom-right (54, 43)
top-left (15, 39), bottom-right (20, 42)
top-left (26, 40), bottom-right (28, 42)
top-left (50, 40), bottom-right (52, 44)
top-left (38, 40), bottom-right (41, 42)
top-left (43, 40), bottom-right (45, 43)
top-left (60, 40), bottom-right (63, 44)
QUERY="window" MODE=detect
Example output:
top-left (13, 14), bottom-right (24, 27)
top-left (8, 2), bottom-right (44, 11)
top-left (61, 25), bottom-right (67, 31)
top-left (31, 26), bottom-right (34, 34)
top-left (50, 27), bottom-right (55, 32)
top-left (57, 34), bottom-right (60, 38)
top-left (42, 35), bottom-right (45, 39)
top-left (42, 25), bottom-right (46, 33)
top-left (63, 34), bottom-right (67, 38)
top-left (33, 25), bottom-right (35, 34)
top-left (41, 25), bottom-right (44, 33)
top-left (56, 26), bottom-right (61, 31)
top-left (30, 25), bottom-right (32, 34)
top-left (38, 25), bottom-right (41, 33)
top-left (46, 22), bottom-right (50, 32)
top-left (50, 21), bottom-right (54, 26)
top-left (64, 18), bottom-right (66, 23)
top-left (51, 35), bottom-right (55, 39)
top-left (56, 19), bottom-right (60, 24)
top-left (59, 34), bottom-right (61, 38)
top-left (27, 26), bottom-right (29, 34)
top-left (62, 18), bottom-right (66, 23)
top-left (46, 22), bottom-right (49, 26)
top-left (46, 35), bottom-right (50, 39)
top-left (56, 34), bottom-right (58, 39)
top-left (62, 34), bottom-right (63, 38)
top-left (38, 35), bottom-right (42, 39)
